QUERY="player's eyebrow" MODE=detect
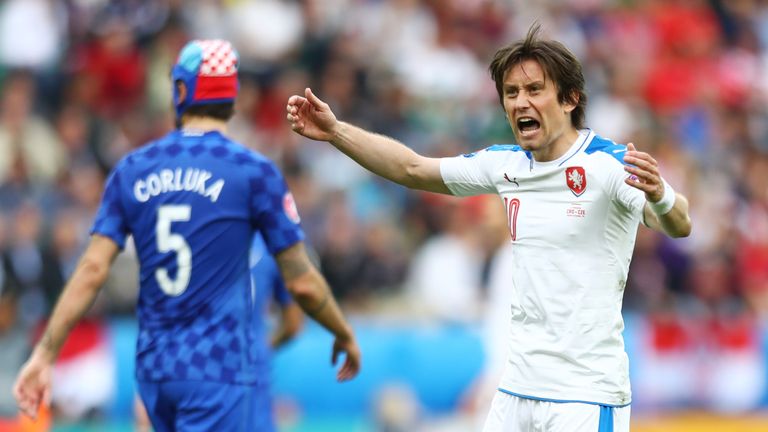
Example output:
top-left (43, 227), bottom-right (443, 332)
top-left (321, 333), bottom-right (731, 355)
top-left (524, 80), bottom-right (545, 89)
top-left (504, 80), bottom-right (544, 92)
top-left (503, 84), bottom-right (519, 92)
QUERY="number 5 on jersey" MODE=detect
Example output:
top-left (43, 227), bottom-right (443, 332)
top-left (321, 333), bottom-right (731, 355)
top-left (155, 205), bottom-right (192, 296)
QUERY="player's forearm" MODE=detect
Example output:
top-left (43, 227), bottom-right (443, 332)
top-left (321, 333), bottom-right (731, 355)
top-left (270, 330), bottom-right (289, 349)
top-left (33, 257), bottom-right (108, 362)
top-left (290, 272), bottom-right (353, 340)
top-left (270, 305), bottom-right (303, 348)
top-left (330, 122), bottom-right (437, 191)
top-left (656, 193), bottom-right (692, 238)
top-left (276, 243), bottom-right (354, 340)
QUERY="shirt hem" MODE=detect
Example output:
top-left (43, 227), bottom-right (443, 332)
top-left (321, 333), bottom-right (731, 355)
top-left (497, 385), bottom-right (631, 408)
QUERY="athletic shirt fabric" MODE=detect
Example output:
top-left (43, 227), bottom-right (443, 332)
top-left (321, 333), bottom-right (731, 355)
top-left (91, 129), bottom-right (304, 385)
top-left (440, 130), bottom-right (645, 406)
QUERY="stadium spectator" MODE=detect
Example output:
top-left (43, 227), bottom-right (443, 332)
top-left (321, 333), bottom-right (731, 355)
top-left (405, 195), bottom-right (487, 322)
top-left (0, 71), bottom-right (66, 188)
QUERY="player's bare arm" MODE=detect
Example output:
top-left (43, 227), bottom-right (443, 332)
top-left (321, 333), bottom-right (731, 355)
top-left (287, 87), bottom-right (450, 194)
top-left (275, 242), bottom-right (361, 381)
top-left (270, 303), bottom-right (303, 349)
top-left (623, 143), bottom-right (692, 238)
top-left (13, 234), bottom-right (120, 419)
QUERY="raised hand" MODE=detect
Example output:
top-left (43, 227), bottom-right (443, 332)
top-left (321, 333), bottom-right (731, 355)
top-left (286, 88), bottom-right (339, 142)
top-left (331, 334), bottom-right (361, 382)
top-left (623, 143), bottom-right (665, 203)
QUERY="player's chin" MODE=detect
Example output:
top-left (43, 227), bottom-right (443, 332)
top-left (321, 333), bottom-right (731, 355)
top-left (513, 132), bottom-right (538, 151)
top-left (516, 139), bottom-right (538, 152)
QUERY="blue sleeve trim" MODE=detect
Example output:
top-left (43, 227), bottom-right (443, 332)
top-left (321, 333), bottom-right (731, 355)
top-left (90, 162), bottom-right (129, 249)
top-left (497, 388), bottom-right (632, 408)
top-left (483, 144), bottom-right (532, 160)
top-left (485, 144), bottom-right (522, 152)
top-left (89, 230), bottom-right (126, 250)
top-left (584, 135), bottom-right (629, 165)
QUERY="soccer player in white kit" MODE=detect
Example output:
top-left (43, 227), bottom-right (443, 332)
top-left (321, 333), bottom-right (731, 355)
top-left (286, 24), bottom-right (692, 432)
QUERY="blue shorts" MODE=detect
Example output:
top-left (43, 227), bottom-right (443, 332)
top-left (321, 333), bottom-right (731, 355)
top-left (137, 380), bottom-right (275, 432)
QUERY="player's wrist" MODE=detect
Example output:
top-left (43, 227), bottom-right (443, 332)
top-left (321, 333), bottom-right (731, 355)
top-left (648, 178), bottom-right (675, 216)
top-left (335, 324), bottom-right (354, 341)
top-left (31, 345), bottom-right (57, 365)
top-left (329, 121), bottom-right (346, 144)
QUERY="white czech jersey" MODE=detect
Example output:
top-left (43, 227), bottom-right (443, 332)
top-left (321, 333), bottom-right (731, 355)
top-left (440, 130), bottom-right (645, 406)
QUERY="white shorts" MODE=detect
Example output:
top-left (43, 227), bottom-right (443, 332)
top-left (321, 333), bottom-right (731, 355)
top-left (482, 390), bottom-right (631, 432)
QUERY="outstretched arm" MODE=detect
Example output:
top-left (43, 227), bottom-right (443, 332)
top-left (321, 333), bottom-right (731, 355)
top-left (14, 234), bottom-right (120, 419)
top-left (623, 143), bottom-right (692, 238)
top-left (287, 87), bottom-right (450, 194)
top-left (274, 242), bottom-right (360, 381)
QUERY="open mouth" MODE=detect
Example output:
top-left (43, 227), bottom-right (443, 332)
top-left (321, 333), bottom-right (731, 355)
top-left (517, 117), bottom-right (541, 136)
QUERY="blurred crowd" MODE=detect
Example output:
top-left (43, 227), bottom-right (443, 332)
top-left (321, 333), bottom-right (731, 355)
top-left (1, 0), bottom-right (768, 422)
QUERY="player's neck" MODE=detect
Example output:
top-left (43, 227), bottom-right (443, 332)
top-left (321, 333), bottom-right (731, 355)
top-left (179, 117), bottom-right (229, 135)
top-left (532, 127), bottom-right (580, 162)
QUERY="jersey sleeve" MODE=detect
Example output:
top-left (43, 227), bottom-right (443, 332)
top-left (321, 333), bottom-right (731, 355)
top-left (440, 150), bottom-right (498, 196)
top-left (251, 232), bottom-right (293, 306)
top-left (603, 154), bottom-right (646, 217)
top-left (90, 167), bottom-right (129, 249)
top-left (249, 160), bottom-right (305, 254)
top-left (271, 268), bottom-right (292, 306)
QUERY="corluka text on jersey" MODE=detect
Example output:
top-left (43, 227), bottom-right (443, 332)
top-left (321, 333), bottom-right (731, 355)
top-left (133, 168), bottom-right (225, 203)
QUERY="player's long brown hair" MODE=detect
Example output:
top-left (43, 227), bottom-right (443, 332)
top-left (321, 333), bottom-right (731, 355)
top-left (489, 23), bottom-right (587, 129)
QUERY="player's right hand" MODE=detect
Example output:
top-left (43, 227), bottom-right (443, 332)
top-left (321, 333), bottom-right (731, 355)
top-left (286, 88), bottom-right (339, 142)
top-left (13, 353), bottom-right (52, 420)
top-left (331, 335), bottom-right (361, 382)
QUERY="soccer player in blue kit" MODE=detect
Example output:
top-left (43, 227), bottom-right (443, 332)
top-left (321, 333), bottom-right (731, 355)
top-left (14, 39), bottom-right (360, 431)
top-left (136, 232), bottom-right (305, 431)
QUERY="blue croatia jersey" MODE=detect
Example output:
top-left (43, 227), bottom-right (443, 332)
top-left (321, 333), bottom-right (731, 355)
top-left (91, 129), bottom-right (304, 385)
top-left (248, 232), bottom-right (293, 374)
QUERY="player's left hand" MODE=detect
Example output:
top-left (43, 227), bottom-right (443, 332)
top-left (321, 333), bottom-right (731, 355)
top-left (13, 353), bottom-right (52, 420)
top-left (332, 335), bottom-right (361, 382)
top-left (622, 143), bottom-right (664, 203)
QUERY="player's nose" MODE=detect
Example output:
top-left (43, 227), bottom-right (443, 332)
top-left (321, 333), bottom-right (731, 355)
top-left (514, 93), bottom-right (531, 110)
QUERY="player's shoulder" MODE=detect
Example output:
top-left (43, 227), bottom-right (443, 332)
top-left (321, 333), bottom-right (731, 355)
top-left (484, 144), bottom-right (525, 153)
top-left (582, 132), bottom-right (629, 166)
top-left (122, 130), bottom-right (275, 169)
top-left (120, 131), bottom-right (178, 168)
top-left (462, 143), bottom-right (530, 163)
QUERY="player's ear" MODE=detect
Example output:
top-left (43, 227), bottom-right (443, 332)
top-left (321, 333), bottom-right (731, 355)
top-left (563, 90), bottom-right (578, 114)
top-left (175, 81), bottom-right (187, 105)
